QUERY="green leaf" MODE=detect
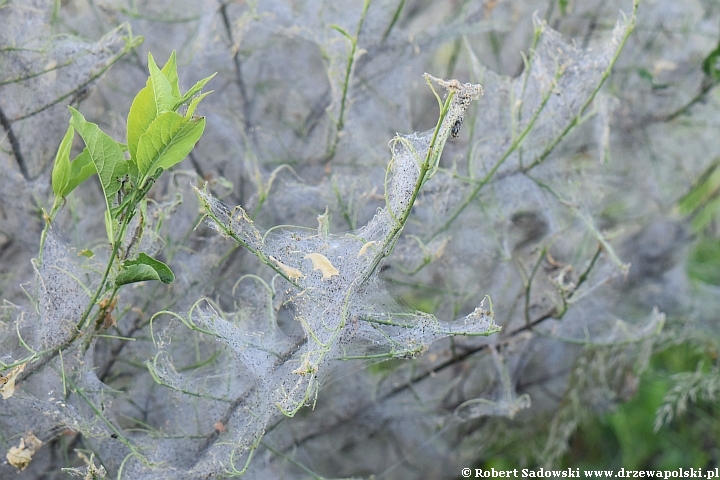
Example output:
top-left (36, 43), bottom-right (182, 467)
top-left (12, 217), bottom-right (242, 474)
top-left (63, 148), bottom-right (96, 197)
top-left (173, 72), bottom-right (217, 111)
top-left (558, 0), bottom-right (568, 15)
top-left (104, 209), bottom-right (116, 246)
top-left (110, 189), bottom-right (135, 219)
top-left (636, 68), bottom-right (668, 90)
top-left (136, 111), bottom-right (205, 176)
top-left (637, 68), bottom-right (654, 84)
top-left (687, 239), bottom-right (720, 286)
top-left (51, 124), bottom-right (98, 199)
top-left (691, 195), bottom-right (720, 232)
top-left (126, 52), bottom-right (176, 164)
top-left (127, 82), bottom-right (156, 165)
top-left (160, 50), bottom-right (181, 100)
top-left (115, 265), bottom-right (165, 286)
top-left (148, 53), bottom-right (174, 114)
top-left (69, 107), bottom-right (128, 222)
top-left (126, 157), bottom-right (139, 185)
top-left (330, 24), bottom-right (353, 42)
top-left (678, 158), bottom-right (720, 232)
top-left (184, 91), bottom-right (211, 119)
top-left (703, 39), bottom-right (720, 83)
top-left (51, 125), bottom-right (74, 197)
top-left (678, 159), bottom-right (720, 215)
top-left (115, 252), bottom-right (175, 286)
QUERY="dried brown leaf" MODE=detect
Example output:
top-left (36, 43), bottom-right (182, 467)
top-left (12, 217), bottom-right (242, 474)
top-left (270, 256), bottom-right (304, 280)
top-left (305, 253), bottom-right (339, 280)
top-left (6, 432), bottom-right (42, 471)
top-left (0, 363), bottom-right (26, 400)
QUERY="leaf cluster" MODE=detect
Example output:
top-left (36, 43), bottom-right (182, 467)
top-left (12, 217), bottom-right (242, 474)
top-left (48, 51), bottom-right (213, 289)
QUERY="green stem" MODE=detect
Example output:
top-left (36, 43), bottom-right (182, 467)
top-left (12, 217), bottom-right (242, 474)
top-left (324, 0), bottom-right (371, 162)
top-left (522, 0), bottom-right (639, 172)
top-left (516, 22), bottom-right (544, 168)
top-left (66, 376), bottom-right (141, 457)
top-left (76, 183), bottom-right (143, 331)
top-left (198, 196), bottom-right (301, 288)
top-left (658, 77), bottom-right (717, 123)
top-left (361, 89), bottom-right (456, 284)
top-left (37, 200), bottom-right (62, 265)
top-left (430, 68), bottom-right (559, 240)
top-left (381, 0), bottom-right (406, 43)
top-left (524, 246), bottom-right (547, 325)
top-left (432, 0), bottom-right (639, 239)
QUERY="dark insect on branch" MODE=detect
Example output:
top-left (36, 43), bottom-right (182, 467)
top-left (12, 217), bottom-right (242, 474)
top-left (116, 174), bottom-right (130, 206)
top-left (451, 118), bottom-right (462, 139)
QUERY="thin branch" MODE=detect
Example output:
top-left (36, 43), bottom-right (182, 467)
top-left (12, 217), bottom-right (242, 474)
top-left (0, 105), bottom-right (30, 181)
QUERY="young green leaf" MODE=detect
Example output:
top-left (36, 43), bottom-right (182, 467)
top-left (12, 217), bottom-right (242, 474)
top-left (115, 265), bottom-right (165, 286)
top-left (330, 24), bottom-right (353, 42)
top-left (127, 83), bottom-right (156, 165)
top-left (127, 52), bottom-right (177, 164)
top-left (173, 72), bottom-right (217, 111)
top-left (703, 38), bottom-right (720, 83)
top-left (678, 159), bottom-right (720, 232)
top-left (63, 148), bottom-right (96, 197)
top-left (184, 91), bottom-right (211, 119)
top-left (51, 125), bottom-right (74, 197)
top-left (115, 252), bottom-right (175, 286)
top-left (136, 111), bottom-right (205, 176)
top-left (68, 107), bottom-right (127, 221)
top-left (104, 209), bottom-right (116, 246)
top-left (148, 53), bottom-right (174, 115)
top-left (687, 239), bottom-right (720, 286)
top-left (160, 50), bottom-right (181, 100)
top-left (51, 125), bottom-right (99, 199)
top-left (690, 196), bottom-right (720, 232)
top-left (558, 0), bottom-right (569, 15)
